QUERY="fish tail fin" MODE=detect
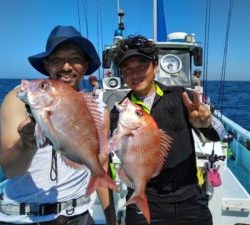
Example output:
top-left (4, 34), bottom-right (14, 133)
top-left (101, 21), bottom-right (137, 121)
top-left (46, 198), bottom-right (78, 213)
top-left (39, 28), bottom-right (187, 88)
top-left (126, 193), bottom-right (150, 224)
top-left (86, 173), bottom-right (118, 196)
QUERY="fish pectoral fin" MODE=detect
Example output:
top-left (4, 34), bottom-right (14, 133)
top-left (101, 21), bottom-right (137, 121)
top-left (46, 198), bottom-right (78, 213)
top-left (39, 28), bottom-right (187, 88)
top-left (119, 168), bottom-right (134, 189)
top-left (109, 135), bottom-right (122, 152)
top-left (34, 124), bottom-right (47, 148)
top-left (41, 110), bottom-right (53, 125)
top-left (62, 155), bottom-right (84, 169)
top-left (40, 110), bottom-right (60, 147)
top-left (86, 173), bottom-right (118, 196)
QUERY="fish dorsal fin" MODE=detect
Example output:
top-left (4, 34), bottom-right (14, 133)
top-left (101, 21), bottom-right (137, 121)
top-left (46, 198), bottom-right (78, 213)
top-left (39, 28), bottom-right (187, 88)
top-left (152, 129), bottom-right (172, 177)
top-left (81, 92), bottom-right (103, 130)
top-left (80, 92), bottom-right (110, 163)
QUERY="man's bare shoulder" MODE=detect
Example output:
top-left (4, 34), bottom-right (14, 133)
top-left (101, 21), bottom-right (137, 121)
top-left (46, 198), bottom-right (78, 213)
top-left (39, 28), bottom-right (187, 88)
top-left (1, 87), bottom-right (27, 145)
top-left (1, 87), bottom-right (26, 116)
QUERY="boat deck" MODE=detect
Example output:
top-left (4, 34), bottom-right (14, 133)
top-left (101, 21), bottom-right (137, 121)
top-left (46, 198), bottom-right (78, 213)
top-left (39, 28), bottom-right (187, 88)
top-left (194, 129), bottom-right (250, 225)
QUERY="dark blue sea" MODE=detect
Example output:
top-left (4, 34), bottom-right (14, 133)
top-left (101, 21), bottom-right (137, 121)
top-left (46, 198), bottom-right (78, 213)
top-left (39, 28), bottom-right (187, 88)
top-left (0, 79), bottom-right (249, 131)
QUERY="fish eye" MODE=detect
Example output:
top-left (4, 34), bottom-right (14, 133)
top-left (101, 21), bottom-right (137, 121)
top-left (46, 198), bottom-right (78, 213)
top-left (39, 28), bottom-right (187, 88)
top-left (135, 109), bottom-right (143, 117)
top-left (39, 81), bottom-right (49, 91)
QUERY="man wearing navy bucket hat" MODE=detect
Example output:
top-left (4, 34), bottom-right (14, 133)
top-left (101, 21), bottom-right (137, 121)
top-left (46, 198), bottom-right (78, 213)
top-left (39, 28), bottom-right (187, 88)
top-left (0, 26), bottom-right (117, 225)
top-left (28, 25), bottom-right (100, 78)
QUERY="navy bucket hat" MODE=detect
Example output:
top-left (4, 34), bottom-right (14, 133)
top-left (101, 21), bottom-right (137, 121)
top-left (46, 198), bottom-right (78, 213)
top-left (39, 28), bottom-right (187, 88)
top-left (28, 25), bottom-right (101, 76)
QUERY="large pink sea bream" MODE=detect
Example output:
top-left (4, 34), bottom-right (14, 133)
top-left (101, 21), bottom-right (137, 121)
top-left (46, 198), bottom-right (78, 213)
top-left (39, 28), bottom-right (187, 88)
top-left (111, 98), bottom-right (172, 224)
top-left (17, 79), bottom-right (117, 195)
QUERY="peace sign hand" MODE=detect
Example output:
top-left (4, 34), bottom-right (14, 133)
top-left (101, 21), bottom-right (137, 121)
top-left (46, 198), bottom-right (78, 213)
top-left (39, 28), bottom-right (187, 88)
top-left (182, 90), bottom-right (212, 128)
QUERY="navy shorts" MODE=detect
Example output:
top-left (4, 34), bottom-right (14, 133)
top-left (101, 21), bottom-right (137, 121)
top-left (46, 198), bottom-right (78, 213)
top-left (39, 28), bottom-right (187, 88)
top-left (125, 184), bottom-right (212, 225)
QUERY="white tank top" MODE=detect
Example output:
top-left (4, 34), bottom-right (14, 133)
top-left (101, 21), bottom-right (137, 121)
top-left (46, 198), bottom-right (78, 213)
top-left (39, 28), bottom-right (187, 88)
top-left (0, 144), bottom-right (91, 223)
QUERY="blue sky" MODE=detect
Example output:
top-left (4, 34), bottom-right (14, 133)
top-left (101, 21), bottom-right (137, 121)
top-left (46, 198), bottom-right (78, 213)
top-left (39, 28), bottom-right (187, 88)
top-left (0, 0), bottom-right (249, 81)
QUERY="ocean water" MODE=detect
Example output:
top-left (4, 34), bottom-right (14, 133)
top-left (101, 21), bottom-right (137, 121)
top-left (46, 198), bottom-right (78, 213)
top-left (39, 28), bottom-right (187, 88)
top-left (205, 81), bottom-right (250, 132)
top-left (0, 79), bottom-right (249, 131)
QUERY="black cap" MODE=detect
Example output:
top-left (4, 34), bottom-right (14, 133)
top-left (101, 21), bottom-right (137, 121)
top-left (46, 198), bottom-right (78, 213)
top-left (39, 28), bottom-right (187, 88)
top-left (118, 49), bottom-right (155, 66)
top-left (115, 35), bottom-right (158, 67)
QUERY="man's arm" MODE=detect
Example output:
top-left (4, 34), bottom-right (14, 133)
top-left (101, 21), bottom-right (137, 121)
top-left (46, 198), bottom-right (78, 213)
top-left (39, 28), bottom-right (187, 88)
top-left (0, 88), bottom-right (37, 178)
top-left (96, 107), bottom-right (117, 225)
top-left (96, 163), bottom-right (117, 225)
top-left (182, 90), bottom-right (222, 142)
top-left (199, 115), bottom-right (226, 142)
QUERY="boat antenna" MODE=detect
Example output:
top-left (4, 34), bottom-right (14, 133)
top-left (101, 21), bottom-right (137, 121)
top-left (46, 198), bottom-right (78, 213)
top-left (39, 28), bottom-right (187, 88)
top-left (117, 0), bottom-right (125, 35)
top-left (118, 9), bottom-right (125, 35)
top-left (117, 0), bottom-right (120, 18)
top-left (113, 0), bottom-right (125, 43)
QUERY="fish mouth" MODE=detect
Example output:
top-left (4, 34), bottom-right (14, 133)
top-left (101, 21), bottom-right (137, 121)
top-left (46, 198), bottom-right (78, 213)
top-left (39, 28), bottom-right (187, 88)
top-left (120, 121), bottom-right (140, 130)
top-left (16, 82), bottom-right (28, 102)
top-left (16, 89), bottom-right (27, 102)
top-left (115, 102), bottom-right (124, 112)
top-left (115, 98), bottom-right (131, 112)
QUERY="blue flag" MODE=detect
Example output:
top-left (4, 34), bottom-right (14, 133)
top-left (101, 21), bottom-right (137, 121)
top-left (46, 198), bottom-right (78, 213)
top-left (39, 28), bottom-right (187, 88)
top-left (157, 0), bottom-right (167, 41)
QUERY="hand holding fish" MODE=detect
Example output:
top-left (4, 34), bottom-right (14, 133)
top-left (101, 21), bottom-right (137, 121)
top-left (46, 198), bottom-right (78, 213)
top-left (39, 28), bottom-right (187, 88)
top-left (182, 90), bottom-right (212, 128)
top-left (17, 116), bottom-right (37, 150)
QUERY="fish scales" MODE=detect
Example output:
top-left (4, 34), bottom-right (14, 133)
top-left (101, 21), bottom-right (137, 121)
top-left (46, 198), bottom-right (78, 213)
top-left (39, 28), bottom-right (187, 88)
top-left (17, 79), bottom-right (117, 194)
top-left (111, 98), bottom-right (172, 224)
